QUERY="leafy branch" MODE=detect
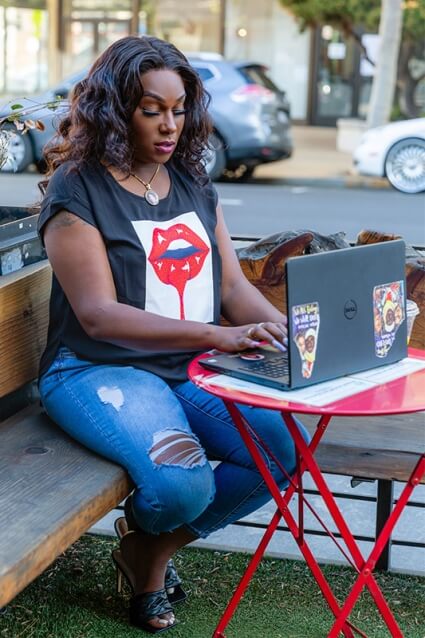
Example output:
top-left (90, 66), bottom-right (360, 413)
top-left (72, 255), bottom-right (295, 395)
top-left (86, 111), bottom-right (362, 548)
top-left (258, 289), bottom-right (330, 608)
top-left (0, 96), bottom-right (64, 169)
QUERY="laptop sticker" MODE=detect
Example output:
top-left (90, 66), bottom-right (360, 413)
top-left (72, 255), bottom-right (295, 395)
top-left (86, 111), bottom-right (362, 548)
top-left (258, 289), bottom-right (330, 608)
top-left (373, 280), bottom-right (405, 358)
top-left (240, 352), bottom-right (265, 361)
top-left (292, 302), bottom-right (320, 378)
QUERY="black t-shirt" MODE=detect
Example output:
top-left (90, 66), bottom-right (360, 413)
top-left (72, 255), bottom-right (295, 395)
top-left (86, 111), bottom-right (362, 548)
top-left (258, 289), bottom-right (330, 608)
top-left (37, 160), bottom-right (222, 383)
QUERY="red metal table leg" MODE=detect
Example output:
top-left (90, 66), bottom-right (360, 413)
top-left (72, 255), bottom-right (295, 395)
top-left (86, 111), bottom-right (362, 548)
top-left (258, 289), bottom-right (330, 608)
top-left (282, 413), bottom-right (411, 638)
top-left (214, 409), bottom-right (352, 637)
top-left (327, 454), bottom-right (425, 638)
top-left (214, 402), bottom-right (357, 638)
top-left (212, 509), bottom-right (282, 638)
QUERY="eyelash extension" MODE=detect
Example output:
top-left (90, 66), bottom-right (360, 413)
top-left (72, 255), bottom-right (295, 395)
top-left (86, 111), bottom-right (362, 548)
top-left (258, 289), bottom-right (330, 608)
top-left (141, 109), bottom-right (187, 117)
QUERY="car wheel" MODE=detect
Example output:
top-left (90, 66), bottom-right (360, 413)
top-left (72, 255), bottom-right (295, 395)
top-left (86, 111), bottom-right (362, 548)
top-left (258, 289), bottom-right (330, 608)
top-left (203, 132), bottom-right (226, 181)
top-left (384, 137), bottom-right (425, 194)
top-left (0, 125), bottom-right (34, 172)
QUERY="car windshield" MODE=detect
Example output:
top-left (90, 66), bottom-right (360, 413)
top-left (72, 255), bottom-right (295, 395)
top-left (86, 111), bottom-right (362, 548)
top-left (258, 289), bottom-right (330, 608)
top-left (237, 65), bottom-right (281, 93)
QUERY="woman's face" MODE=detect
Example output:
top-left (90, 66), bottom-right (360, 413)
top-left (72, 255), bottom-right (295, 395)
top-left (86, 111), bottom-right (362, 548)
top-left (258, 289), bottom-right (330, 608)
top-left (131, 68), bottom-right (186, 164)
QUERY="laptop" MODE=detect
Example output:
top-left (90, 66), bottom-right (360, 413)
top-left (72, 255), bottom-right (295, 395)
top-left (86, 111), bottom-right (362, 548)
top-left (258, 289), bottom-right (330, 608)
top-left (200, 240), bottom-right (407, 390)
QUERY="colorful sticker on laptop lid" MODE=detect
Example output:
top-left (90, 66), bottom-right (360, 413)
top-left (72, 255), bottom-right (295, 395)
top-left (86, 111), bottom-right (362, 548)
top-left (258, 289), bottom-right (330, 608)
top-left (292, 302), bottom-right (320, 378)
top-left (373, 280), bottom-right (405, 358)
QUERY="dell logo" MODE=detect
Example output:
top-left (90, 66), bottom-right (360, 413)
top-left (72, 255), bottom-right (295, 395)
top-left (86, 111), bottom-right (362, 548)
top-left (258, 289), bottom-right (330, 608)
top-left (344, 300), bottom-right (357, 320)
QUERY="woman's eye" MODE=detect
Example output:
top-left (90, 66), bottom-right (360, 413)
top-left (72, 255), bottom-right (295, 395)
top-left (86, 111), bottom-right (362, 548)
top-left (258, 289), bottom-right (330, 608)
top-left (141, 108), bottom-right (187, 117)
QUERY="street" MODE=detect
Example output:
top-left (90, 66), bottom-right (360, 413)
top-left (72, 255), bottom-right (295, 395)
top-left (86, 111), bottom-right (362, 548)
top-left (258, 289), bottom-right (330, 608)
top-left (216, 180), bottom-right (425, 246)
top-left (1, 172), bottom-right (424, 246)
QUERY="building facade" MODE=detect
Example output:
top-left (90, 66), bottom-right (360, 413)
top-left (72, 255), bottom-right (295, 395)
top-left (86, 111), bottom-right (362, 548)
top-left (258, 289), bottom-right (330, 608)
top-left (0, 0), bottom-right (376, 125)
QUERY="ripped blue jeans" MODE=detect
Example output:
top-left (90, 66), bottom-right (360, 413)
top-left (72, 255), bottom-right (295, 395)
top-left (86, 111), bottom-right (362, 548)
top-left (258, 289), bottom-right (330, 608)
top-left (39, 347), bottom-right (310, 539)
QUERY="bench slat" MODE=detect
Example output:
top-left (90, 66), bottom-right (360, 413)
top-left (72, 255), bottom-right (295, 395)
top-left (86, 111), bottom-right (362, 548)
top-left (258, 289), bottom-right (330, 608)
top-left (0, 261), bottom-right (51, 399)
top-left (0, 406), bottom-right (132, 607)
top-left (301, 413), bottom-right (425, 483)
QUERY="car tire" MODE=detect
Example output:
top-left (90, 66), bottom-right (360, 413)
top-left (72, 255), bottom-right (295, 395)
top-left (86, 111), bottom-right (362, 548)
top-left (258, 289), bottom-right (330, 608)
top-left (0, 125), bottom-right (34, 172)
top-left (384, 137), bottom-right (425, 194)
top-left (203, 131), bottom-right (226, 181)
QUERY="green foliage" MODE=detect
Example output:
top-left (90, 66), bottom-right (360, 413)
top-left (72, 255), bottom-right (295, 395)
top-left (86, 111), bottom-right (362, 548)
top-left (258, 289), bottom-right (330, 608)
top-left (279, 0), bottom-right (381, 32)
top-left (402, 2), bottom-right (425, 41)
top-left (279, 0), bottom-right (425, 39)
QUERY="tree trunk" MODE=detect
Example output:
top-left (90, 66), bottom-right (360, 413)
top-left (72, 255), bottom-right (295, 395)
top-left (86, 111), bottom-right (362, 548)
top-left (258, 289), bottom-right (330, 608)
top-left (366, 0), bottom-right (403, 129)
top-left (397, 41), bottom-right (422, 118)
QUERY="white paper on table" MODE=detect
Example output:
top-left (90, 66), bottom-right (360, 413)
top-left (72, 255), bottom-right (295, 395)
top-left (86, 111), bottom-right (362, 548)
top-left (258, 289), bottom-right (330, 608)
top-left (348, 357), bottom-right (425, 384)
top-left (202, 357), bottom-right (425, 407)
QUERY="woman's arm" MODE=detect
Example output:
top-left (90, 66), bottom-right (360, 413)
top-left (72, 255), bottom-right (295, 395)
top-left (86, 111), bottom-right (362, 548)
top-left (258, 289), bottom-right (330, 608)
top-left (43, 211), bottom-right (265, 353)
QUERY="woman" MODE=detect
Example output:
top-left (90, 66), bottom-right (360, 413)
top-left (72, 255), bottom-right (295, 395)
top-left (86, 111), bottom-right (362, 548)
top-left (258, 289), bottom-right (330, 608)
top-left (38, 35), bottom-right (309, 634)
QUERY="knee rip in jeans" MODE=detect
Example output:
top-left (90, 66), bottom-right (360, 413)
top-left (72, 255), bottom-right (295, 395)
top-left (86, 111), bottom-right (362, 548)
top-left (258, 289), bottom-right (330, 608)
top-left (149, 429), bottom-right (207, 469)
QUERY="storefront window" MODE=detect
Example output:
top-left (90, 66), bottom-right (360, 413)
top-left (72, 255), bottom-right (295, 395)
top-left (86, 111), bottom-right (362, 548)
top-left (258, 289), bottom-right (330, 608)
top-left (0, 1), bottom-right (48, 96)
top-left (145, 0), bottom-right (222, 54)
top-left (61, 0), bottom-right (133, 76)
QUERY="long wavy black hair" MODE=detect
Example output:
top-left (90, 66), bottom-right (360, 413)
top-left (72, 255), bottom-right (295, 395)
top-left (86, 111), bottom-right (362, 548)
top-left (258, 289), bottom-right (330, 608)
top-left (44, 35), bottom-right (212, 184)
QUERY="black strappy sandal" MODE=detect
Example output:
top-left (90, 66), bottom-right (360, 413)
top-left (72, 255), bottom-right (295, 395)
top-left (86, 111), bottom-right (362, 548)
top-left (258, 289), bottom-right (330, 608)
top-left (130, 590), bottom-right (176, 634)
top-left (116, 499), bottom-right (187, 605)
top-left (112, 549), bottom-right (177, 634)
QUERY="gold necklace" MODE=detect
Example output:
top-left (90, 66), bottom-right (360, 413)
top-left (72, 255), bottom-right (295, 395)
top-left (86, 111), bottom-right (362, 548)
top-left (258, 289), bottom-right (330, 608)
top-left (130, 164), bottom-right (161, 206)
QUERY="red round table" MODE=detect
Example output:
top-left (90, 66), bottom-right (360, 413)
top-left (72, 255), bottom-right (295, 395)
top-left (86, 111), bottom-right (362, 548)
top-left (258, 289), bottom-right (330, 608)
top-left (188, 348), bottom-right (425, 638)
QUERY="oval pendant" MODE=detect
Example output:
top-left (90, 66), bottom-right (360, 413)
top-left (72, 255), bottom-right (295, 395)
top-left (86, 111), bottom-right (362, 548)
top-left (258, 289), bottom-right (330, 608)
top-left (145, 189), bottom-right (159, 206)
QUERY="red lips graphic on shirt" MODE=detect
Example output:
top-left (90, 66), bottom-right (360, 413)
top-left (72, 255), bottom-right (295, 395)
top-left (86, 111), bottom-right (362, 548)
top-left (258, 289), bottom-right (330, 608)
top-left (148, 223), bottom-right (210, 319)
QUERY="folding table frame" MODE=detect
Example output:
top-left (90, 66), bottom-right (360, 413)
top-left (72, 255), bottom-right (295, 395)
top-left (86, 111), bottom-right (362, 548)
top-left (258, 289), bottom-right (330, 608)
top-left (188, 350), bottom-right (425, 638)
top-left (213, 404), bottom-right (424, 638)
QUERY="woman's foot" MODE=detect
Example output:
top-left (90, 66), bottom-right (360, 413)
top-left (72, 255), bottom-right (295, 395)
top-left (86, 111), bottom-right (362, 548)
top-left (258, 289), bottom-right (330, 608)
top-left (119, 532), bottom-right (176, 632)
top-left (114, 516), bottom-right (187, 604)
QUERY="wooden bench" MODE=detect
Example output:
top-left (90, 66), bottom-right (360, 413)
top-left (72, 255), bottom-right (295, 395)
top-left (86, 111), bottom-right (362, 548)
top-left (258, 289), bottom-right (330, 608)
top-left (0, 261), bottom-right (132, 608)
top-left (1, 232), bottom-right (424, 609)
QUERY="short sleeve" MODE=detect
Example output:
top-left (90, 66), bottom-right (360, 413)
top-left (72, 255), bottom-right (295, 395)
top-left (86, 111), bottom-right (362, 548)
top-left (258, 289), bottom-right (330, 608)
top-left (201, 175), bottom-right (219, 209)
top-left (37, 162), bottom-right (97, 242)
top-left (210, 181), bottom-right (219, 208)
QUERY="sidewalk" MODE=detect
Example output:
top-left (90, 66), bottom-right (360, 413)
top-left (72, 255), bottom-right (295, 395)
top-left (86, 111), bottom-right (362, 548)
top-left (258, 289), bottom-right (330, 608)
top-left (92, 472), bottom-right (424, 576)
top-left (255, 125), bottom-right (389, 189)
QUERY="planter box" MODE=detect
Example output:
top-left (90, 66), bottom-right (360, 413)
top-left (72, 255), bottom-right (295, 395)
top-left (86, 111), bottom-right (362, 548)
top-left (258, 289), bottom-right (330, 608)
top-left (0, 207), bottom-right (45, 276)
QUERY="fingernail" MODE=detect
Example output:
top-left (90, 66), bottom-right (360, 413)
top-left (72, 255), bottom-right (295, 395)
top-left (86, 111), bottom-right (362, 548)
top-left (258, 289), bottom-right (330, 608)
top-left (284, 337), bottom-right (288, 345)
top-left (250, 340), bottom-right (261, 346)
top-left (272, 339), bottom-right (287, 352)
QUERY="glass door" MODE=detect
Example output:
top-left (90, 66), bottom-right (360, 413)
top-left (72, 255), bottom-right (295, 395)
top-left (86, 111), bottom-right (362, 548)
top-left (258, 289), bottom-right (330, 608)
top-left (310, 25), bottom-right (361, 126)
top-left (64, 18), bottom-right (131, 74)
top-left (61, 1), bottom-right (134, 77)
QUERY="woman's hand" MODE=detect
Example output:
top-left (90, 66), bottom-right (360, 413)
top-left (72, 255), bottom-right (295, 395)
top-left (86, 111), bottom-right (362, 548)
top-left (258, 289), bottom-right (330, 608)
top-left (212, 320), bottom-right (288, 353)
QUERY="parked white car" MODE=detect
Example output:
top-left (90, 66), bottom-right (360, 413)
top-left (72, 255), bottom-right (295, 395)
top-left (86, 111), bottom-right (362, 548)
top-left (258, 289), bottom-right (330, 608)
top-left (353, 118), bottom-right (425, 194)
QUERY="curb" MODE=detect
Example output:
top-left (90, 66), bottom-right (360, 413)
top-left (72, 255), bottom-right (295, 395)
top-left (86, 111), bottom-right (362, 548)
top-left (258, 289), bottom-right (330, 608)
top-left (249, 175), bottom-right (390, 190)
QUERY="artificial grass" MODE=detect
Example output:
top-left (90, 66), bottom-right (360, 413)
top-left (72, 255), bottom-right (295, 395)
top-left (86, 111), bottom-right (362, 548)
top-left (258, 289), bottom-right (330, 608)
top-left (0, 535), bottom-right (423, 638)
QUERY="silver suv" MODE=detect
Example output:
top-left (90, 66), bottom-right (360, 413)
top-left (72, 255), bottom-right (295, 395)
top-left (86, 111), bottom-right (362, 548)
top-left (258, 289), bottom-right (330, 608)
top-left (190, 54), bottom-right (293, 180)
top-left (1, 54), bottom-right (293, 181)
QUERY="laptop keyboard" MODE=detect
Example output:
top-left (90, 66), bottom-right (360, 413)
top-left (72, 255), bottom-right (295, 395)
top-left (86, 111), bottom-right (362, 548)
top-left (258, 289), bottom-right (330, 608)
top-left (238, 356), bottom-right (289, 378)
